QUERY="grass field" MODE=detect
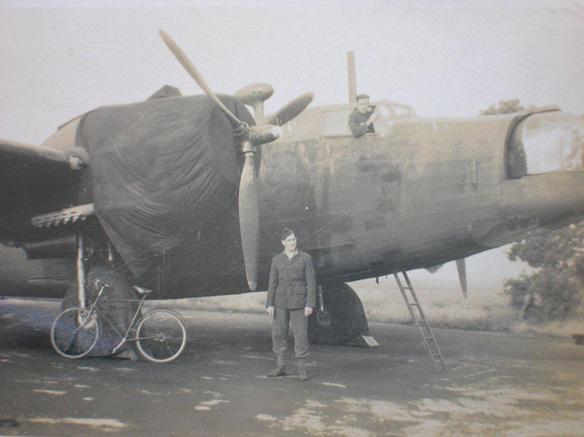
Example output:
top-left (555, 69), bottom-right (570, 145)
top-left (172, 274), bottom-right (583, 338)
top-left (173, 274), bottom-right (518, 333)
top-left (7, 269), bottom-right (581, 338)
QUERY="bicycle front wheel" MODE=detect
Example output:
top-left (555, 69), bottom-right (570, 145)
top-left (135, 309), bottom-right (187, 363)
top-left (50, 307), bottom-right (100, 359)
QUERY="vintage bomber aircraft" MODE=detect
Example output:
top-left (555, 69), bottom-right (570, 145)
top-left (1, 31), bottom-right (584, 347)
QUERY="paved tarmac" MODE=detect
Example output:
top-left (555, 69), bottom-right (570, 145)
top-left (1, 298), bottom-right (584, 436)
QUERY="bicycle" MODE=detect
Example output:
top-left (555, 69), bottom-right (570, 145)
top-left (50, 280), bottom-right (187, 363)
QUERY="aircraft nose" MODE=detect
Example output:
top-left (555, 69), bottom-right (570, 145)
top-left (509, 111), bottom-right (584, 176)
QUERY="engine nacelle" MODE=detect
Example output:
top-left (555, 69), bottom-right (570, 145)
top-left (77, 94), bottom-right (255, 279)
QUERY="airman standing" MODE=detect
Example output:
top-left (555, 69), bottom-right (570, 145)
top-left (266, 228), bottom-right (316, 381)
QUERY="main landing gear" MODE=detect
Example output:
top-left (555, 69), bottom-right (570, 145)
top-left (308, 280), bottom-right (373, 346)
top-left (61, 233), bottom-right (139, 358)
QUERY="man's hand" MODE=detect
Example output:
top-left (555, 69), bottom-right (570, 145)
top-left (266, 306), bottom-right (275, 317)
top-left (366, 111), bottom-right (379, 125)
top-left (304, 306), bottom-right (314, 317)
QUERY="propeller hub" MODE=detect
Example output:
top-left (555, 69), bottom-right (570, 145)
top-left (249, 125), bottom-right (281, 146)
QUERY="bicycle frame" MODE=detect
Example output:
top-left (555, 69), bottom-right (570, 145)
top-left (52, 280), bottom-right (186, 362)
top-left (85, 284), bottom-right (148, 355)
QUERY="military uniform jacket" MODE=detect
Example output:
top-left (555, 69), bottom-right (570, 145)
top-left (267, 251), bottom-right (317, 309)
top-left (348, 107), bottom-right (376, 137)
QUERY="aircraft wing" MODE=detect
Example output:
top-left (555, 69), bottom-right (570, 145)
top-left (0, 138), bottom-right (87, 242)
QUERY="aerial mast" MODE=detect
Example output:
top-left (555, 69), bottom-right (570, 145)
top-left (347, 51), bottom-right (357, 104)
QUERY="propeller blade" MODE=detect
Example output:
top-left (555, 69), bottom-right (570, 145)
top-left (267, 92), bottom-right (314, 126)
top-left (456, 259), bottom-right (468, 298)
top-left (159, 29), bottom-right (244, 130)
top-left (238, 149), bottom-right (260, 291)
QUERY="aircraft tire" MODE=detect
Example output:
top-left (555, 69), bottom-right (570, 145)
top-left (308, 281), bottom-right (370, 345)
top-left (61, 260), bottom-right (138, 357)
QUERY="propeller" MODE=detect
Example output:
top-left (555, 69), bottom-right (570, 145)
top-left (159, 30), bottom-right (244, 130)
top-left (238, 143), bottom-right (260, 290)
top-left (234, 83), bottom-right (274, 122)
top-left (266, 92), bottom-right (314, 126)
top-left (160, 30), bottom-right (313, 291)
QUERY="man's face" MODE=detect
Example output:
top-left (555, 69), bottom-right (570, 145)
top-left (357, 98), bottom-right (370, 114)
top-left (282, 234), bottom-right (297, 252)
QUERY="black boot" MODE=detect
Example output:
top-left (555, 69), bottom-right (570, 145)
top-left (297, 360), bottom-right (310, 381)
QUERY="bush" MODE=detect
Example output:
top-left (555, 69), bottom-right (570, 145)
top-left (504, 223), bottom-right (584, 322)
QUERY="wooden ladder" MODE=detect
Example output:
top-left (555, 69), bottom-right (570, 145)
top-left (393, 271), bottom-right (446, 371)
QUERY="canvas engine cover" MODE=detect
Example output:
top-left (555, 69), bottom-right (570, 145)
top-left (76, 94), bottom-right (254, 277)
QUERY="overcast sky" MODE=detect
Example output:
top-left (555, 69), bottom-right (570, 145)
top-left (2, 0), bottom-right (583, 287)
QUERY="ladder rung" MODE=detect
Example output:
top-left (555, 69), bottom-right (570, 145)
top-left (394, 274), bottom-right (445, 372)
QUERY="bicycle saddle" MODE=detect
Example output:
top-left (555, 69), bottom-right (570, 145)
top-left (133, 285), bottom-right (153, 295)
top-left (94, 279), bottom-right (110, 289)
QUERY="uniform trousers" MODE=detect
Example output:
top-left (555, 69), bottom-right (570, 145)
top-left (272, 307), bottom-right (309, 367)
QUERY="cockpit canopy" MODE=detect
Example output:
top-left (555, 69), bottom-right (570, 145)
top-left (278, 100), bottom-right (416, 142)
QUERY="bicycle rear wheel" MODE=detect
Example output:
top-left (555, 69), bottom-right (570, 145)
top-left (50, 307), bottom-right (100, 359)
top-left (135, 309), bottom-right (187, 363)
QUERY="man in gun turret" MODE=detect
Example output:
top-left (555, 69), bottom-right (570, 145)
top-left (349, 94), bottom-right (378, 137)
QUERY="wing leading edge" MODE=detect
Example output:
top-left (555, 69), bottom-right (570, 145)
top-left (0, 138), bottom-right (88, 244)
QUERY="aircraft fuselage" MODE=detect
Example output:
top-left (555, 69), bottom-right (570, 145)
top-left (157, 104), bottom-right (584, 297)
top-left (2, 101), bottom-right (583, 299)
